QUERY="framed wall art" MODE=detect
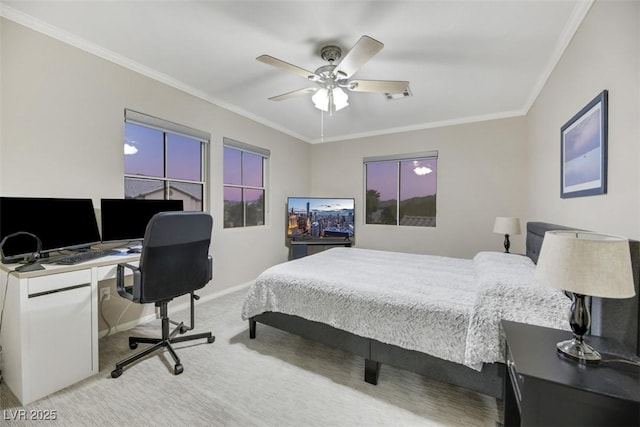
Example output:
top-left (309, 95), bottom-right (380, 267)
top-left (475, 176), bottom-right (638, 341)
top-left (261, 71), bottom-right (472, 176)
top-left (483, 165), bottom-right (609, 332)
top-left (560, 90), bottom-right (608, 198)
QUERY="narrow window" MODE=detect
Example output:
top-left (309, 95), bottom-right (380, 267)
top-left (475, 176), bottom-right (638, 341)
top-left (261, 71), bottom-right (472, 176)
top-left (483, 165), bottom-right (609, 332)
top-left (223, 138), bottom-right (269, 228)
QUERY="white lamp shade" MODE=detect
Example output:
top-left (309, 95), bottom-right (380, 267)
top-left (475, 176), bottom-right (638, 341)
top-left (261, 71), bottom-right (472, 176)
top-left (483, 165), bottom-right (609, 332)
top-left (535, 230), bottom-right (636, 299)
top-left (312, 87), bottom-right (349, 112)
top-left (311, 88), bottom-right (329, 111)
top-left (332, 87), bottom-right (349, 110)
top-left (493, 217), bottom-right (521, 235)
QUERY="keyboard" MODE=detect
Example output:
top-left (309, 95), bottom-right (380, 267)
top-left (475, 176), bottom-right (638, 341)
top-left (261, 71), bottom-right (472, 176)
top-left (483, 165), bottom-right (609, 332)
top-left (49, 249), bottom-right (115, 265)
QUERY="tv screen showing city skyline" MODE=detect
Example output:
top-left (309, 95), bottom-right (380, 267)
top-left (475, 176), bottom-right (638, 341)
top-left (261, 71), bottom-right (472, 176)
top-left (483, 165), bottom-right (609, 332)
top-left (287, 197), bottom-right (354, 240)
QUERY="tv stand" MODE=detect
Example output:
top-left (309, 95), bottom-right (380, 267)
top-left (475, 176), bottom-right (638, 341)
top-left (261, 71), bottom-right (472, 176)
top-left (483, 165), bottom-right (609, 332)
top-left (290, 239), bottom-right (353, 260)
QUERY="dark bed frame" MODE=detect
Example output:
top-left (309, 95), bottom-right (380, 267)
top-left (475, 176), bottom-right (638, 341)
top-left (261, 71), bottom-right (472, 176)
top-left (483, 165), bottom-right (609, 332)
top-left (248, 222), bottom-right (640, 399)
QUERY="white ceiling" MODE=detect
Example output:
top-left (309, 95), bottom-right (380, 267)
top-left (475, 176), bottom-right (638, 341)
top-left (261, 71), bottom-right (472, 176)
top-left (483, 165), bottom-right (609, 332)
top-left (1, 1), bottom-right (592, 143)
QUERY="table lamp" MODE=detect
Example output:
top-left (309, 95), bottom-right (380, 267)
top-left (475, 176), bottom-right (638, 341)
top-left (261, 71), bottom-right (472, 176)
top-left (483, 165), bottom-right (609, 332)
top-left (493, 217), bottom-right (521, 253)
top-left (535, 230), bottom-right (635, 364)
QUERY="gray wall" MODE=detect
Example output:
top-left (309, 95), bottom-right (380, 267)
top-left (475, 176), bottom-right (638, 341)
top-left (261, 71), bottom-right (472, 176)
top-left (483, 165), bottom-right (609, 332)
top-left (525, 0), bottom-right (640, 239)
top-left (309, 117), bottom-right (528, 257)
top-left (0, 18), bottom-right (311, 329)
top-left (310, 0), bottom-right (640, 252)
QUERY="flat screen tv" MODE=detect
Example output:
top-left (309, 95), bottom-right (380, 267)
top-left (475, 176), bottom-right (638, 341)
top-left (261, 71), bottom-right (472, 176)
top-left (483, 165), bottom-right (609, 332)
top-left (287, 197), bottom-right (354, 241)
top-left (0, 197), bottom-right (102, 262)
top-left (100, 198), bottom-right (184, 243)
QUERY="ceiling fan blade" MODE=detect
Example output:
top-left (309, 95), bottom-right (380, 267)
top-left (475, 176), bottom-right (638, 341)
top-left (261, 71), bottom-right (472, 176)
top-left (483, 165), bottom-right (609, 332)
top-left (257, 55), bottom-right (317, 80)
top-left (333, 35), bottom-right (384, 78)
top-left (268, 87), bottom-right (318, 101)
top-left (348, 80), bottom-right (410, 94)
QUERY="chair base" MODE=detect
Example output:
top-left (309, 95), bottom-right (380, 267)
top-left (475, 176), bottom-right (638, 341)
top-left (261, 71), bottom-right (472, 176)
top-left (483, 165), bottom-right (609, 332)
top-left (111, 302), bottom-right (214, 378)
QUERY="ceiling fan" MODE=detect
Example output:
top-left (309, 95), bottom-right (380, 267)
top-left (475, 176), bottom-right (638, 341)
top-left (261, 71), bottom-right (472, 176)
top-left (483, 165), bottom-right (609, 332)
top-left (257, 35), bottom-right (410, 115)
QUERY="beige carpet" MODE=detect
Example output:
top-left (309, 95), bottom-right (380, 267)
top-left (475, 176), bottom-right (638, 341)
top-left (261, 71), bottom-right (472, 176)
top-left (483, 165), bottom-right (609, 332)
top-left (1, 287), bottom-right (501, 426)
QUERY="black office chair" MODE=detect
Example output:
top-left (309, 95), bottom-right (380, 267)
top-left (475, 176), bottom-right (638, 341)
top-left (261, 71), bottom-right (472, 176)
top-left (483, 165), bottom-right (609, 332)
top-left (111, 211), bottom-right (215, 378)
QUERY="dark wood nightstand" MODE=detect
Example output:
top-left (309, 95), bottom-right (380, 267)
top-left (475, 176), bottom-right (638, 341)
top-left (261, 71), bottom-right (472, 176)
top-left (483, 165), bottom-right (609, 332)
top-left (502, 320), bottom-right (640, 427)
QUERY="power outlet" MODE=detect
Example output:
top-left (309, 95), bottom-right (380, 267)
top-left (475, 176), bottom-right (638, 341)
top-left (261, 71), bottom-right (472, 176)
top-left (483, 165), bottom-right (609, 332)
top-left (100, 287), bottom-right (111, 301)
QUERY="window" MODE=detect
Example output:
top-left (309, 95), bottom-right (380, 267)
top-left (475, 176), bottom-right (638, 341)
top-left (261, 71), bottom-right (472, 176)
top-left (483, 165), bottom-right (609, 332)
top-left (223, 138), bottom-right (270, 228)
top-left (123, 110), bottom-right (209, 211)
top-left (364, 152), bottom-right (437, 227)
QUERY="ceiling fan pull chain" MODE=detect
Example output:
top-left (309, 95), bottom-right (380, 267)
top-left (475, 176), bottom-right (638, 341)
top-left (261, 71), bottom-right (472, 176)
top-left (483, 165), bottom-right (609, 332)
top-left (328, 89), bottom-right (335, 116)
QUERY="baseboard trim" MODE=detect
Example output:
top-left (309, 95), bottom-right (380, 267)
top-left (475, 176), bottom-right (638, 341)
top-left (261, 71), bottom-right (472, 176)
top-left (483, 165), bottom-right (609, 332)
top-left (98, 281), bottom-right (252, 338)
top-left (99, 312), bottom-right (157, 339)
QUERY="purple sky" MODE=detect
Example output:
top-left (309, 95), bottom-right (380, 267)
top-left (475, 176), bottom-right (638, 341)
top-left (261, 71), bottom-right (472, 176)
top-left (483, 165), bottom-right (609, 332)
top-left (124, 123), bottom-right (201, 181)
top-left (223, 147), bottom-right (264, 202)
top-left (367, 159), bottom-right (437, 201)
top-left (126, 123), bottom-right (436, 204)
top-left (223, 147), bottom-right (263, 187)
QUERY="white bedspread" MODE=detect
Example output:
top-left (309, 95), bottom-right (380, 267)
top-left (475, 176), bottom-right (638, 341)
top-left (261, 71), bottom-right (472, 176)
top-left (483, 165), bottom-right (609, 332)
top-left (241, 247), bottom-right (570, 370)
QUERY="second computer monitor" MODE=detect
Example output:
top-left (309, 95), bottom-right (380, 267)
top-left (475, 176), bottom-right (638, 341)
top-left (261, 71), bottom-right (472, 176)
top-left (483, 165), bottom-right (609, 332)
top-left (100, 198), bottom-right (184, 243)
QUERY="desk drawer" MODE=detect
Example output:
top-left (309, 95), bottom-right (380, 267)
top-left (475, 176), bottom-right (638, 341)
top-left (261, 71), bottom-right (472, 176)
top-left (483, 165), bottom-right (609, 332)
top-left (28, 270), bottom-right (91, 296)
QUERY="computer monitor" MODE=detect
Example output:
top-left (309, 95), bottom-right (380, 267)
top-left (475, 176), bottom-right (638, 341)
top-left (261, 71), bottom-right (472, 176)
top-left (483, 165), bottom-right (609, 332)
top-left (100, 198), bottom-right (184, 243)
top-left (0, 197), bottom-right (102, 262)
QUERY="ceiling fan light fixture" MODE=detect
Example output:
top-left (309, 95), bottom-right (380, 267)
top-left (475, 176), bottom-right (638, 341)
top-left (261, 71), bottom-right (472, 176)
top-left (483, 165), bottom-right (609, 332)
top-left (258, 35), bottom-right (406, 118)
top-left (312, 87), bottom-right (349, 113)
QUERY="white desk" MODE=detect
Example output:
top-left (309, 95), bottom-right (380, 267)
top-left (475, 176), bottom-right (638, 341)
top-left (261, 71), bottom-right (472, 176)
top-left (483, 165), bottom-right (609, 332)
top-left (0, 253), bottom-right (139, 405)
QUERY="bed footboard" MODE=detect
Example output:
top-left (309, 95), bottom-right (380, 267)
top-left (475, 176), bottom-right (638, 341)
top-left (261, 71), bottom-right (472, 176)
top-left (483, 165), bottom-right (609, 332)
top-left (249, 313), bottom-right (370, 357)
top-left (249, 313), bottom-right (504, 399)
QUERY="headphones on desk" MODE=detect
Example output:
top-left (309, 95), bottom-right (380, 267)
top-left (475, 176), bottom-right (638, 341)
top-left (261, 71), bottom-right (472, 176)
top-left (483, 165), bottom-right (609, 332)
top-left (0, 231), bottom-right (44, 271)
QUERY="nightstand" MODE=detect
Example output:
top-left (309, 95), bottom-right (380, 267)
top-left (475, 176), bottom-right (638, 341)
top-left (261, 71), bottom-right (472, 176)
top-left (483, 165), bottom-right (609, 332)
top-left (502, 320), bottom-right (640, 427)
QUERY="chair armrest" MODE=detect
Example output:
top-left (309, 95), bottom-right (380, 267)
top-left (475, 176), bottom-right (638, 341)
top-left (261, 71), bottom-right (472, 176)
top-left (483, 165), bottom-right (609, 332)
top-left (207, 255), bottom-right (213, 283)
top-left (116, 262), bottom-right (141, 302)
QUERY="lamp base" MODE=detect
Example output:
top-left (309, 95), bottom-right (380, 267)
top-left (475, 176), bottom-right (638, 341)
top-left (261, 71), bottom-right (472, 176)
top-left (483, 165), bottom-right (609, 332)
top-left (556, 337), bottom-right (601, 365)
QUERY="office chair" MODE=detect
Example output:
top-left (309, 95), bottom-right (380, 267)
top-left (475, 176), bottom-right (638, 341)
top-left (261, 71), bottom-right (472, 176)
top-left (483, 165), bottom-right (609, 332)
top-left (111, 211), bottom-right (215, 378)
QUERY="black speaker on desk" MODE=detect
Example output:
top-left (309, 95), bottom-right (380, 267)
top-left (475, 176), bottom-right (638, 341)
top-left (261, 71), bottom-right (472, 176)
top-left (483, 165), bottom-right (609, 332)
top-left (0, 231), bottom-right (45, 272)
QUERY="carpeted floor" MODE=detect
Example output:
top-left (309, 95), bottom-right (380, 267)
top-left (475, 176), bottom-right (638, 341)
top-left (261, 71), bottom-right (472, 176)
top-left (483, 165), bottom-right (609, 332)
top-left (1, 287), bottom-right (501, 426)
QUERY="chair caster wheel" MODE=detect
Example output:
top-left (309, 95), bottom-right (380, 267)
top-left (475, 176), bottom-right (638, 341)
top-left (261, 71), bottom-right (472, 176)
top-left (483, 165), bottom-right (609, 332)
top-left (174, 364), bottom-right (183, 375)
top-left (129, 342), bottom-right (138, 350)
top-left (179, 326), bottom-right (188, 334)
top-left (207, 336), bottom-right (215, 344)
top-left (111, 369), bottom-right (122, 378)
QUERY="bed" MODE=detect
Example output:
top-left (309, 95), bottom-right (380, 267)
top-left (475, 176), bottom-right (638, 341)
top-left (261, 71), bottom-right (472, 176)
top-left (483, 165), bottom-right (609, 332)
top-left (241, 222), bottom-right (640, 399)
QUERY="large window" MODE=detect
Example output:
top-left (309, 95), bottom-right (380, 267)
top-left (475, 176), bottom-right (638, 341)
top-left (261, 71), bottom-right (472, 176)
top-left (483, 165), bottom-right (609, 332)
top-left (364, 152), bottom-right (437, 227)
top-left (223, 138), bottom-right (269, 228)
top-left (123, 110), bottom-right (209, 211)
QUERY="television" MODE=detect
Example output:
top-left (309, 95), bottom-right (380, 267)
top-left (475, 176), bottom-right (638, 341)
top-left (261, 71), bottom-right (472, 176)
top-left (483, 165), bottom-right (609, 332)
top-left (0, 197), bottom-right (102, 262)
top-left (286, 197), bottom-right (354, 241)
top-left (100, 198), bottom-right (184, 243)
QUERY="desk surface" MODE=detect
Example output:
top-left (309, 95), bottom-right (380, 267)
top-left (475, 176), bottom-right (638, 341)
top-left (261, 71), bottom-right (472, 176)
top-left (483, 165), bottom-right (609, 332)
top-left (0, 253), bottom-right (140, 278)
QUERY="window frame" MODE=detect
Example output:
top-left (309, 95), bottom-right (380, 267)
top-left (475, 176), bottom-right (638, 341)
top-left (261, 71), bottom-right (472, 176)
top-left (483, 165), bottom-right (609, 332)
top-left (123, 109), bottom-right (210, 212)
top-left (223, 138), bottom-right (270, 229)
top-left (363, 151), bottom-right (438, 227)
